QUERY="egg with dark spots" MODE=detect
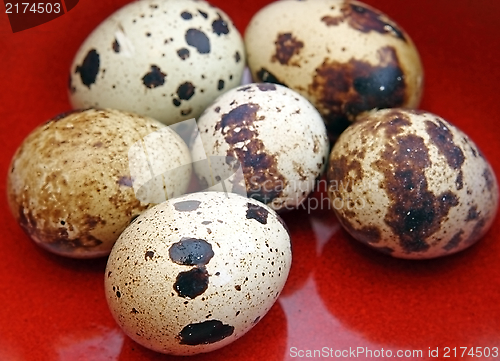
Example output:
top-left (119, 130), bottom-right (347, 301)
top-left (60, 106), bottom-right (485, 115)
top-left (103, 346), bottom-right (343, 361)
top-left (7, 109), bottom-right (192, 258)
top-left (245, 0), bottom-right (424, 136)
top-left (327, 109), bottom-right (498, 259)
top-left (104, 192), bottom-right (291, 355)
top-left (69, 0), bottom-right (245, 126)
top-left (191, 83), bottom-right (330, 212)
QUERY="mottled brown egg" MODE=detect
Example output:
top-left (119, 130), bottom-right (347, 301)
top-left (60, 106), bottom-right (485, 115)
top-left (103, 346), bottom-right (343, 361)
top-left (245, 0), bottom-right (424, 134)
top-left (191, 83), bottom-right (330, 212)
top-left (7, 109), bottom-right (192, 258)
top-left (105, 192), bottom-right (291, 355)
top-left (327, 109), bottom-right (498, 259)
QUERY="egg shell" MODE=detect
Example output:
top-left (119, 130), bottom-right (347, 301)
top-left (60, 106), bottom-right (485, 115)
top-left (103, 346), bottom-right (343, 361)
top-left (327, 108), bottom-right (499, 259)
top-left (192, 83), bottom-right (330, 212)
top-left (245, 0), bottom-right (424, 134)
top-left (104, 192), bottom-right (292, 355)
top-left (69, 0), bottom-right (245, 125)
top-left (7, 108), bottom-right (192, 258)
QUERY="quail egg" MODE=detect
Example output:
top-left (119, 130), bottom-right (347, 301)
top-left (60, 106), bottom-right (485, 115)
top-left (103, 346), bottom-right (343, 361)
top-left (7, 108), bottom-right (192, 258)
top-left (327, 108), bottom-right (498, 259)
top-left (104, 191), bottom-right (292, 355)
top-left (69, 0), bottom-right (245, 125)
top-left (245, 0), bottom-right (424, 134)
top-left (191, 83), bottom-right (330, 212)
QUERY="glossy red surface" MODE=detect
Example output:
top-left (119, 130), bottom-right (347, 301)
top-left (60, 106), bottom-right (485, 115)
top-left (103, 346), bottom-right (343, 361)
top-left (1, 1), bottom-right (499, 360)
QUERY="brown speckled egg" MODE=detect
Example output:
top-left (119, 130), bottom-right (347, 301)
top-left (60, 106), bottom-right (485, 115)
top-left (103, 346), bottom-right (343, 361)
top-left (191, 83), bottom-right (330, 212)
top-left (245, 0), bottom-right (424, 134)
top-left (327, 109), bottom-right (499, 259)
top-left (104, 192), bottom-right (291, 355)
top-left (7, 109), bottom-right (192, 258)
top-left (69, 0), bottom-right (245, 126)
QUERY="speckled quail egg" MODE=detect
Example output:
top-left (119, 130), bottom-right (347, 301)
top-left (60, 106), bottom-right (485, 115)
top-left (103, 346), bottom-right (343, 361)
top-left (68, 0), bottom-right (245, 125)
top-left (104, 191), bottom-right (292, 355)
top-left (7, 108), bottom-right (192, 258)
top-left (327, 108), bottom-right (499, 259)
top-left (191, 83), bottom-right (330, 212)
top-left (245, 0), bottom-right (424, 134)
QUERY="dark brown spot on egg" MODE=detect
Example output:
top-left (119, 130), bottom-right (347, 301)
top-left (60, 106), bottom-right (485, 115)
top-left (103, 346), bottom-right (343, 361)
top-left (464, 219), bottom-right (487, 246)
top-left (145, 250), bottom-right (154, 260)
top-left (257, 83), bottom-right (277, 92)
top-left (212, 14), bottom-right (229, 35)
top-left (322, 3), bottom-right (406, 42)
top-left (256, 68), bottom-right (286, 86)
top-left (185, 28), bottom-right (211, 54)
top-left (169, 238), bottom-right (214, 266)
top-left (131, 308), bottom-right (139, 314)
top-left (117, 176), bottom-right (133, 187)
top-left (142, 65), bottom-right (166, 89)
top-left (177, 48), bottom-right (190, 60)
top-left (309, 46), bottom-right (406, 132)
top-left (84, 215), bottom-right (104, 229)
top-left (75, 49), bottom-right (100, 88)
top-left (174, 267), bottom-right (210, 298)
top-left (374, 110), bottom-right (412, 136)
top-left (246, 203), bottom-right (269, 224)
top-left (112, 39), bottom-right (120, 53)
top-left (173, 98), bottom-right (181, 107)
top-left (313, 138), bottom-right (321, 154)
top-left (174, 200), bottom-right (201, 211)
top-left (483, 168), bottom-right (495, 192)
top-left (466, 206), bottom-right (480, 222)
top-left (181, 11), bottom-right (192, 20)
top-left (443, 230), bottom-right (464, 251)
top-left (178, 320), bottom-right (234, 345)
top-left (217, 79), bottom-right (225, 90)
top-left (216, 103), bottom-right (286, 204)
top-left (425, 120), bottom-right (465, 170)
top-left (272, 33), bottom-right (304, 66)
top-left (374, 133), bottom-right (459, 254)
top-left (50, 233), bottom-right (103, 251)
top-left (321, 15), bottom-right (343, 27)
top-left (234, 51), bottom-right (241, 63)
top-left (177, 82), bottom-right (195, 100)
top-left (348, 4), bottom-right (406, 41)
top-left (339, 217), bottom-right (381, 245)
top-left (374, 246), bottom-right (395, 254)
top-left (455, 170), bottom-right (464, 190)
top-left (198, 9), bottom-right (208, 18)
top-left (470, 144), bottom-right (478, 157)
top-left (327, 155), bottom-right (363, 193)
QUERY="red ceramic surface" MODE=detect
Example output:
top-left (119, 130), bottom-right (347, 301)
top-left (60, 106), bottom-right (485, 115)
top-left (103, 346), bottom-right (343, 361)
top-left (1, 1), bottom-right (499, 360)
